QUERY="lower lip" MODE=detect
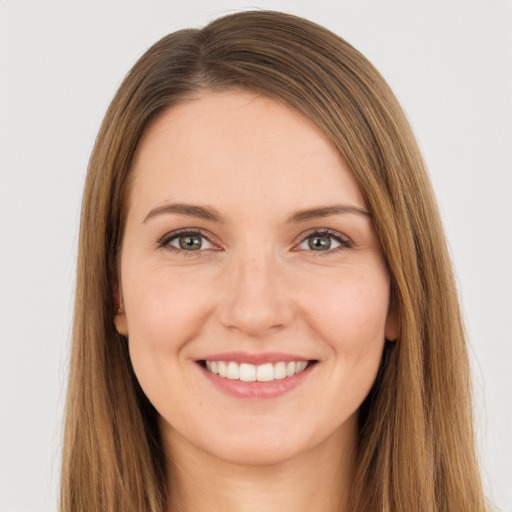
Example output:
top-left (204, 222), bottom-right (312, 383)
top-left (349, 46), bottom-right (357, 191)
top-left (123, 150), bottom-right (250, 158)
top-left (198, 363), bottom-right (316, 399)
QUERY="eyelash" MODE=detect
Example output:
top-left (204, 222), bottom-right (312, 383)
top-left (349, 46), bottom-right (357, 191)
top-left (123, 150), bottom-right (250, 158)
top-left (156, 229), bottom-right (217, 258)
top-left (293, 229), bottom-right (352, 255)
top-left (156, 228), bottom-right (352, 257)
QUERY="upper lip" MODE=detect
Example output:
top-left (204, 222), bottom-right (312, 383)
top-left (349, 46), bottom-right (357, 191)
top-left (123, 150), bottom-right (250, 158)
top-left (198, 351), bottom-right (315, 365)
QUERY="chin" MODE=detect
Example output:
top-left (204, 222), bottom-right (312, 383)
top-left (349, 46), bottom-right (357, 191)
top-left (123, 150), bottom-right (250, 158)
top-left (209, 437), bottom-right (303, 467)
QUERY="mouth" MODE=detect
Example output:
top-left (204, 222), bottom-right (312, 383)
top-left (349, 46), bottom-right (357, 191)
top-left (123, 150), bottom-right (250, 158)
top-left (199, 359), bottom-right (316, 382)
top-left (195, 352), bottom-right (319, 398)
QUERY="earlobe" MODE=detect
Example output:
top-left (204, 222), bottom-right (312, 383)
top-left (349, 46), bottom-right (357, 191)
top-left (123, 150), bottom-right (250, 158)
top-left (113, 281), bottom-right (129, 337)
top-left (385, 307), bottom-right (399, 342)
top-left (114, 303), bottom-right (129, 337)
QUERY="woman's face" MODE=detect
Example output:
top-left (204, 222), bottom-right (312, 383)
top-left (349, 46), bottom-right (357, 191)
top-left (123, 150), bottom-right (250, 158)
top-left (115, 90), bottom-right (397, 466)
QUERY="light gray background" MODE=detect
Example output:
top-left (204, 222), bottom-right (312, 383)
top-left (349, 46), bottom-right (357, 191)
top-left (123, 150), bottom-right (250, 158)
top-left (1, 1), bottom-right (511, 511)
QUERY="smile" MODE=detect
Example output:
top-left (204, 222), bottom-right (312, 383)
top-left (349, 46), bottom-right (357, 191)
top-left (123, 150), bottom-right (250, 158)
top-left (204, 360), bottom-right (309, 382)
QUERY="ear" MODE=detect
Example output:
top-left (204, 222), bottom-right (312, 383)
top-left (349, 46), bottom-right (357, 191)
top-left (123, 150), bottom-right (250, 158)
top-left (113, 280), bottom-right (129, 337)
top-left (384, 306), bottom-right (399, 342)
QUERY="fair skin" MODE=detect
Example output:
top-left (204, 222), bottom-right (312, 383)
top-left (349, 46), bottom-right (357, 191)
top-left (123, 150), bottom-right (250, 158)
top-left (115, 90), bottom-right (397, 512)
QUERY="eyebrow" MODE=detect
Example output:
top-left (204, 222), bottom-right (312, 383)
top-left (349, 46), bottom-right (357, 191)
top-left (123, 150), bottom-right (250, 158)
top-left (143, 202), bottom-right (370, 224)
top-left (287, 205), bottom-right (370, 223)
top-left (143, 203), bottom-right (223, 223)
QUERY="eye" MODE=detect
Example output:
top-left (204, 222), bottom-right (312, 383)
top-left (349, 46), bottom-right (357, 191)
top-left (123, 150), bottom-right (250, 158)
top-left (160, 230), bottom-right (215, 252)
top-left (296, 230), bottom-right (350, 253)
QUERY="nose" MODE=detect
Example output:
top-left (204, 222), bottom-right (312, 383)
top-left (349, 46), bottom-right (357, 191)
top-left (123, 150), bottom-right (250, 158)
top-left (216, 248), bottom-right (294, 338)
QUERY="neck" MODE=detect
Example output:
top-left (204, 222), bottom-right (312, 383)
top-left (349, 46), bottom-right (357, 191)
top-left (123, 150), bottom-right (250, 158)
top-left (163, 419), bottom-right (357, 512)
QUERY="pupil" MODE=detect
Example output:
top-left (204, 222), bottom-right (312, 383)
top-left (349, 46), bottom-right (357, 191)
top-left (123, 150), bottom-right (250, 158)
top-left (308, 235), bottom-right (331, 250)
top-left (179, 235), bottom-right (202, 250)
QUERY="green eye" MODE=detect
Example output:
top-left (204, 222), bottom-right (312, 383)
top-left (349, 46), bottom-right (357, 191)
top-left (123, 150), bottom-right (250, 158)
top-left (307, 234), bottom-right (333, 251)
top-left (166, 232), bottom-right (214, 251)
top-left (178, 234), bottom-right (203, 250)
top-left (296, 230), bottom-right (349, 253)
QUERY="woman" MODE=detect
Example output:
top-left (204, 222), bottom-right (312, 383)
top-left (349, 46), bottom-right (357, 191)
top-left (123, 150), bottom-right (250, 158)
top-left (61, 10), bottom-right (489, 512)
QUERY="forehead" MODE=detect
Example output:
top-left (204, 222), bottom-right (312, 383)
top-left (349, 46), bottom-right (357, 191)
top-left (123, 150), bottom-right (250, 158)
top-left (128, 90), bottom-right (366, 220)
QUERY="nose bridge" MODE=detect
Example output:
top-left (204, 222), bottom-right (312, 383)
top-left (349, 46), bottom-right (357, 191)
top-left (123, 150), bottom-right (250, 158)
top-left (217, 243), bottom-right (293, 336)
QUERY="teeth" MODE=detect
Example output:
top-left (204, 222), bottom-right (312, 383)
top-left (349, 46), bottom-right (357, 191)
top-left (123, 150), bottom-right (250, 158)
top-left (240, 363), bottom-right (256, 382)
top-left (204, 360), bottom-right (310, 381)
top-left (226, 361), bottom-right (239, 379)
top-left (274, 361), bottom-right (287, 380)
top-left (256, 363), bottom-right (274, 382)
top-left (297, 361), bottom-right (307, 372)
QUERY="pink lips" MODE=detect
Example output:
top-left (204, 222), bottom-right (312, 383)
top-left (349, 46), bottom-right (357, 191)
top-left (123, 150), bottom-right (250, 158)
top-left (197, 352), bottom-right (317, 399)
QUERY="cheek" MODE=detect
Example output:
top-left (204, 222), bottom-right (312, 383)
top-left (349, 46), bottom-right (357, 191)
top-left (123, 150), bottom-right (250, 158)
top-left (303, 268), bottom-right (390, 339)
top-left (125, 268), bottom-right (213, 344)
top-left (121, 269), bottom-right (213, 396)
top-left (122, 270), bottom-right (218, 420)
top-left (298, 267), bottom-right (390, 395)
top-left (306, 269), bottom-right (390, 410)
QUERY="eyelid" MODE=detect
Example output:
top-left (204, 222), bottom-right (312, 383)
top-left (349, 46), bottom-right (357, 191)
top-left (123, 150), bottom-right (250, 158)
top-left (156, 228), bottom-right (221, 253)
top-left (292, 228), bottom-right (352, 253)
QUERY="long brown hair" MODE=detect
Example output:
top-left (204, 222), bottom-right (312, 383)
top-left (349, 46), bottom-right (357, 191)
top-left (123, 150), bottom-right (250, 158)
top-left (61, 10), bottom-right (488, 511)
